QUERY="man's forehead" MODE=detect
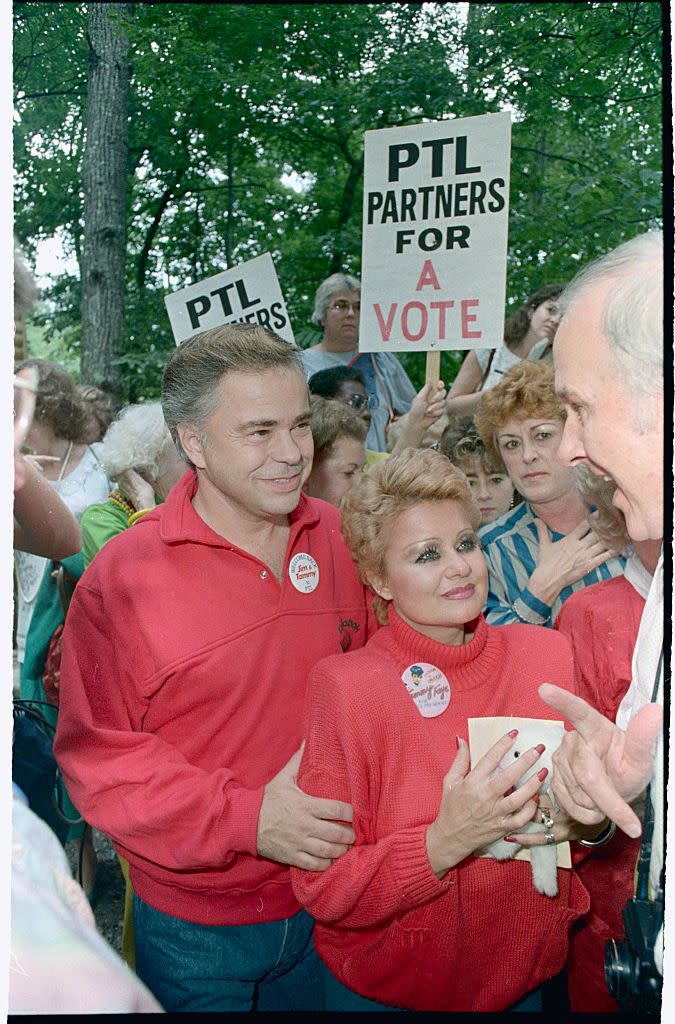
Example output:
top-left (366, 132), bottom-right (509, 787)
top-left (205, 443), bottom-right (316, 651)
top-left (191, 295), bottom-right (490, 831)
top-left (219, 365), bottom-right (305, 390)
top-left (217, 366), bottom-right (307, 406)
top-left (554, 294), bottom-right (612, 399)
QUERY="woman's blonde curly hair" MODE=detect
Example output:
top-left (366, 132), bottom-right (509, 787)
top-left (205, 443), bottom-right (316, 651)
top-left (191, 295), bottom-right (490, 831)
top-left (340, 447), bottom-right (480, 624)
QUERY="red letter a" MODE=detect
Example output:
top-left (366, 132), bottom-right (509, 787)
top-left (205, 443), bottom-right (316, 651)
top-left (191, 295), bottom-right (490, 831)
top-left (415, 260), bottom-right (441, 291)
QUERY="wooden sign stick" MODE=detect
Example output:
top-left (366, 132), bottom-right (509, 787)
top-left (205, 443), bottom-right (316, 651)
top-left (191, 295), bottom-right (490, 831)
top-left (425, 350), bottom-right (441, 385)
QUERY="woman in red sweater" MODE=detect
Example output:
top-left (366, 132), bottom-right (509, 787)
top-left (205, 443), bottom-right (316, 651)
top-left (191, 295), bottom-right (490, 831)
top-left (291, 447), bottom-right (609, 1012)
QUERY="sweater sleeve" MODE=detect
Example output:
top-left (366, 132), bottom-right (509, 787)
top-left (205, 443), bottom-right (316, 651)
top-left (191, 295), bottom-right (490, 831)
top-left (53, 580), bottom-right (263, 871)
top-left (291, 663), bottom-right (453, 929)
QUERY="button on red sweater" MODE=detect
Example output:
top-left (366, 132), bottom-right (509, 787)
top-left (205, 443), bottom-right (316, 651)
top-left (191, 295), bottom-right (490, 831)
top-left (291, 608), bottom-right (590, 1012)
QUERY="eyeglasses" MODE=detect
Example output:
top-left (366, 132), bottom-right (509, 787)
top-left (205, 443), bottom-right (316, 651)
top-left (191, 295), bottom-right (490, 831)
top-left (329, 300), bottom-right (361, 314)
top-left (344, 392), bottom-right (378, 412)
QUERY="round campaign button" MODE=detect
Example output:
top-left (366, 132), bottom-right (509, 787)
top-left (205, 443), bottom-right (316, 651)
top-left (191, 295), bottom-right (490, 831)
top-left (288, 552), bottom-right (320, 593)
top-left (401, 663), bottom-right (451, 718)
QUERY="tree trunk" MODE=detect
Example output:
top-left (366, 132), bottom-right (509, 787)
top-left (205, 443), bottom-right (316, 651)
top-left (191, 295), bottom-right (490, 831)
top-left (80, 3), bottom-right (132, 398)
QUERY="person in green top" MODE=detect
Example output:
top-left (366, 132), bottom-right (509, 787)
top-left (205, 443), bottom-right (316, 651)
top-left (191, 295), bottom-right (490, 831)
top-left (79, 400), bottom-right (184, 970)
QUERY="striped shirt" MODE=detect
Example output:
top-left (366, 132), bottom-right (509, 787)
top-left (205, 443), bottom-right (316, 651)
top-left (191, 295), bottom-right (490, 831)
top-left (478, 502), bottom-right (626, 627)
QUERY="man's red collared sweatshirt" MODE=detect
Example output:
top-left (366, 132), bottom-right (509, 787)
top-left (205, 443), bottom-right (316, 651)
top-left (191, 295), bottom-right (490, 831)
top-left (54, 469), bottom-right (373, 926)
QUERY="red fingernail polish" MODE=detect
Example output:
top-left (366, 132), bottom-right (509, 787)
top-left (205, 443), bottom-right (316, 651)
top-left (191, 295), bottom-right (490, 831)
top-left (504, 836), bottom-right (518, 843)
top-left (535, 743), bottom-right (546, 754)
top-left (508, 728), bottom-right (519, 739)
top-left (537, 767), bottom-right (549, 781)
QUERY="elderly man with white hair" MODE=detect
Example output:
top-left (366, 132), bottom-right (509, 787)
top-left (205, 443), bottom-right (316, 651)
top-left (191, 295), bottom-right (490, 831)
top-left (537, 231), bottom-right (664, 1007)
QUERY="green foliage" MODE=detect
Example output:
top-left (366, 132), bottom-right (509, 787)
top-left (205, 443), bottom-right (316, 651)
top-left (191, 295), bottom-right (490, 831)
top-left (24, 312), bottom-right (80, 379)
top-left (14, 2), bottom-right (663, 399)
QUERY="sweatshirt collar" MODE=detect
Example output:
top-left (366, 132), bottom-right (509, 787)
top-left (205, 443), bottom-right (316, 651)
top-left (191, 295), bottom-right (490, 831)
top-left (158, 468), bottom-right (321, 548)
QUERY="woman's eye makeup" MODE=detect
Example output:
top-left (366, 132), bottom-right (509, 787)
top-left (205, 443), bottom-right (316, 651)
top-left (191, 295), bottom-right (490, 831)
top-left (413, 535), bottom-right (479, 562)
top-left (415, 545), bottom-right (441, 563)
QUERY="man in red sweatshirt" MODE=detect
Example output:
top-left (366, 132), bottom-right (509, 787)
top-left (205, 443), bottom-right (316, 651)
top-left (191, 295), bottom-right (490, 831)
top-left (54, 324), bottom-right (373, 1012)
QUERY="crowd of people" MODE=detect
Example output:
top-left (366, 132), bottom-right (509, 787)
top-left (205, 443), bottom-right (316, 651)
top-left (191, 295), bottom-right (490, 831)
top-left (11, 232), bottom-right (665, 1014)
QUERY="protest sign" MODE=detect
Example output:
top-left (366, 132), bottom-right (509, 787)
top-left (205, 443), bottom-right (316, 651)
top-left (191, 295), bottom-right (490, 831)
top-left (164, 252), bottom-right (295, 345)
top-left (360, 112), bottom-right (511, 357)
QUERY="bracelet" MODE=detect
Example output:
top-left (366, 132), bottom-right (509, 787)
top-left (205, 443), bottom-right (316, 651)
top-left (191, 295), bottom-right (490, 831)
top-left (128, 507), bottom-right (154, 527)
top-left (578, 819), bottom-right (617, 847)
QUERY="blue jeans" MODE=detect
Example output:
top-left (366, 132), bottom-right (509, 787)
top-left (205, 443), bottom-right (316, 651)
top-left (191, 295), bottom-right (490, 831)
top-left (132, 895), bottom-right (325, 1012)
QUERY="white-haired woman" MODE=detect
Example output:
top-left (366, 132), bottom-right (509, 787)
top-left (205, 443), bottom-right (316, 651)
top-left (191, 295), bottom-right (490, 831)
top-left (80, 402), bottom-right (185, 566)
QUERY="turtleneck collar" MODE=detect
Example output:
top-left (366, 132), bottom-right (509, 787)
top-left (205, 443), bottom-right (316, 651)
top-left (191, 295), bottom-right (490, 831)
top-left (384, 605), bottom-right (497, 687)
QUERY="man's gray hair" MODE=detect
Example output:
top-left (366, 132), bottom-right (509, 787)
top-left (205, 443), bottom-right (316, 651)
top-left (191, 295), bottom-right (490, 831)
top-left (311, 272), bottom-right (361, 326)
top-left (161, 323), bottom-right (304, 463)
top-left (560, 231), bottom-right (663, 397)
top-left (101, 401), bottom-right (176, 480)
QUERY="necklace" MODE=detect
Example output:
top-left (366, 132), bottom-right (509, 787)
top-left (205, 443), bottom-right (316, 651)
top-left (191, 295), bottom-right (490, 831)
top-left (57, 441), bottom-right (74, 481)
top-left (108, 490), bottom-right (136, 517)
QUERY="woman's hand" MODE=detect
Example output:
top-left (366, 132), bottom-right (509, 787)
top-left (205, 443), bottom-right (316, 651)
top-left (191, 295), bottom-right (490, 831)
top-left (527, 519), bottom-right (617, 608)
top-left (389, 381), bottom-right (447, 456)
top-left (425, 730), bottom-right (547, 879)
top-left (503, 797), bottom-right (608, 847)
top-left (117, 468), bottom-right (156, 512)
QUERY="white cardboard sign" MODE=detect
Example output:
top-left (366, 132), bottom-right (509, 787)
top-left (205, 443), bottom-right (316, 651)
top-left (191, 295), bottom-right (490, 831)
top-left (360, 112), bottom-right (511, 353)
top-left (164, 252), bottom-right (295, 346)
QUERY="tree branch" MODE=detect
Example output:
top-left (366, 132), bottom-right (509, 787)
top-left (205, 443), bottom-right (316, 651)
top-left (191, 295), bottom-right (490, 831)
top-left (137, 169), bottom-right (186, 289)
top-left (15, 86), bottom-right (85, 101)
top-left (511, 145), bottom-right (597, 174)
